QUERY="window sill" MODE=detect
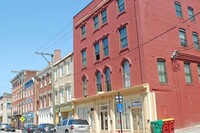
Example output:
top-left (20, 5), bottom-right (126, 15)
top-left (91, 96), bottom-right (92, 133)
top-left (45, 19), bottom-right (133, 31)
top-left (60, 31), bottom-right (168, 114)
top-left (119, 47), bottom-right (129, 54)
top-left (185, 83), bottom-right (194, 86)
top-left (94, 60), bottom-right (101, 65)
top-left (81, 37), bottom-right (86, 42)
top-left (117, 10), bottom-right (126, 18)
top-left (93, 28), bottom-right (99, 34)
top-left (101, 22), bottom-right (108, 29)
top-left (102, 56), bottom-right (110, 62)
top-left (81, 66), bottom-right (87, 70)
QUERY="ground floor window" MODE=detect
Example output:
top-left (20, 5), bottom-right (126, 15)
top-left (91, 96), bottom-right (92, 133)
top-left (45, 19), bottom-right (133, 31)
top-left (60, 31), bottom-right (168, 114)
top-left (78, 107), bottom-right (89, 121)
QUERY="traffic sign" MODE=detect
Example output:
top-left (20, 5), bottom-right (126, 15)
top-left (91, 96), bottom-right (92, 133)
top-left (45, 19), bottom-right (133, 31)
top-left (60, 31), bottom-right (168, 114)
top-left (117, 103), bottom-right (123, 113)
top-left (20, 116), bottom-right (25, 123)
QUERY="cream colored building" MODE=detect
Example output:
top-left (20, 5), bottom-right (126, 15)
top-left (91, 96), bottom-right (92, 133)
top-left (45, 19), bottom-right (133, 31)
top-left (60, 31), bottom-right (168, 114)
top-left (0, 93), bottom-right (12, 124)
top-left (54, 52), bottom-right (74, 123)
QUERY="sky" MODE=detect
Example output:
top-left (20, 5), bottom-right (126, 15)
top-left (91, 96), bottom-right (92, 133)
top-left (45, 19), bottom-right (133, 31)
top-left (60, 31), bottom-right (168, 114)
top-left (0, 0), bottom-right (92, 96)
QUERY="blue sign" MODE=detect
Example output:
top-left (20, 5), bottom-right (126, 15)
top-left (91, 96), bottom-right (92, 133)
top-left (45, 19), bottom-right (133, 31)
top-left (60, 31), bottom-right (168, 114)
top-left (117, 103), bottom-right (123, 113)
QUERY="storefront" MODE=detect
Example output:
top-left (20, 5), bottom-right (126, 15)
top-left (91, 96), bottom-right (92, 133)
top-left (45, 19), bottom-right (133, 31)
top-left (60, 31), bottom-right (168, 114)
top-left (23, 112), bottom-right (34, 125)
top-left (37, 106), bottom-right (53, 124)
top-left (73, 83), bottom-right (157, 133)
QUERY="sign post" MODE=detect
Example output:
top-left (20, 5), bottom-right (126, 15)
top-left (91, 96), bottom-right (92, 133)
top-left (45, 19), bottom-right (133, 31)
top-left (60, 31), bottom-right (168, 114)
top-left (115, 92), bottom-right (123, 133)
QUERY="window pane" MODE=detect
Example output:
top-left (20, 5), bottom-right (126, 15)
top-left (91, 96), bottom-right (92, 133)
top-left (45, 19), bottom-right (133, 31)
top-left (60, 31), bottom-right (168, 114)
top-left (105, 68), bottom-right (111, 91)
top-left (103, 37), bottom-right (109, 57)
top-left (95, 43), bottom-right (100, 61)
top-left (101, 10), bottom-right (107, 24)
top-left (175, 2), bottom-right (183, 17)
top-left (192, 32), bottom-right (200, 49)
top-left (157, 59), bottom-right (168, 83)
top-left (94, 16), bottom-right (99, 30)
top-left (96, 72), bottom-right (102, 91)
top-left (188, 7), bottom-right (195, 20)
top-left (117, 0), bottom-right (125, 13)
top-left (179, 29), bottom-right (187, 46)
top-left (82, 50), bottom-right (87, 67)
top-left (81, 25), bottom-right (86, 38)
top-left (119, 27), bottom-right (128, 48)
top-left (123, 61), bottom-right (130, 87)
top-left (184, 63), bottom-right (192, 83)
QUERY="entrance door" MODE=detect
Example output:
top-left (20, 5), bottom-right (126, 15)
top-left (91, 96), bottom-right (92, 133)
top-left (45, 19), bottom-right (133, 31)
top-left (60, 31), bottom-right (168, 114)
top-left (100, 111), bottom-right (108, 131)
top-left (132, 108), bottom-right (144, 133)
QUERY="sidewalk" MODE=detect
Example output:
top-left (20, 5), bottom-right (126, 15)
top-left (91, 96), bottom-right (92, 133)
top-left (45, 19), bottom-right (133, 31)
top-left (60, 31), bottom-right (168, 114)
top-left (175, 125), bottom-right (200, 133)
top-left (16, 129), bottom-right (22, 133)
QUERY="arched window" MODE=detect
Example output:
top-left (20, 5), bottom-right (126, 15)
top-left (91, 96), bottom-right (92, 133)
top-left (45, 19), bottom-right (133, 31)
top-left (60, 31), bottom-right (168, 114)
top-left (105, 68), bottom-right (111, 91)
top-left (123, 60), bottom-right (130, 88)
top-left (82, 76), bottom-right (88, 97)
top-left (96, 71), bottom-right (102, 92)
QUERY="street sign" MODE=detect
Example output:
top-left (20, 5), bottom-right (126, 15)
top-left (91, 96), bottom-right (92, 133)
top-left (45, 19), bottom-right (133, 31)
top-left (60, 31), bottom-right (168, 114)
top-left (117, 103), bottom-right (123, 113)
top-left (20, 116), bottom-right (25, 123)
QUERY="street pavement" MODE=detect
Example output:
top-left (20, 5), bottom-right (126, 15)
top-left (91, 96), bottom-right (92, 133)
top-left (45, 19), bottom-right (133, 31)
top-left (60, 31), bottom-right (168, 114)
top-left (175, 125), bottom-right (200, 133)
top-left (0, 131), bottom-right (17, 133)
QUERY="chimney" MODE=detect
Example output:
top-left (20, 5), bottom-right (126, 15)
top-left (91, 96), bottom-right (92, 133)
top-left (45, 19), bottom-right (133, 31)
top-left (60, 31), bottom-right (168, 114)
top-left (54, 50), bottom-right (61, 62)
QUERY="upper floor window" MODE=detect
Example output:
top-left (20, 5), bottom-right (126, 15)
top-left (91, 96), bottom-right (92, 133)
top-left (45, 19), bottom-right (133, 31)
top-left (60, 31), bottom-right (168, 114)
top-left (174, 2), bottom-right (183, 17)
top-left (105, 68), bottom-right (111, 91)
top-left (82, 50), bottom-right (87, 67)
top-left (94, 42), bottom-right (100, 61)
top-left (54, 70), bottom-right (58, 81)
top-left (119, 26), bottom-right (128, 48)
top-left (188, 7), bottom-right (195, 21)
top-left (60, 89), bottom-right (64, 104)
top-left (184, 62), bottom-right (192, 83)
top-left (101, 9), bottom-right (107, 24)
top-left (123, 60), bottom-right (130, 88)
top-left (81, 25), bottom-right (86, 39)
top-left (102, 37), bottom-right (109, 57)
top-left (157, 59), bottom-right (168, 83)
top-left (179, 29), bottom-right (187, 47)
top-left (82, 76), bottom-right (88, 97)
top-left (96, 71), bottom-right (102, 92)
top-left (66, 85), bottom-right (72, 102)
top-left (66, 61), bottom-right (72, 75)
top-left (198, 64), bottom-right (200, 82)
top-left (192, 32), bottom-right (200, 50)
top-left (117, 0), bottom-right (125, 13)
top-left (60, 66), bottom-right (64, 77)
top-left (93, 16), bottom-right (99, 30)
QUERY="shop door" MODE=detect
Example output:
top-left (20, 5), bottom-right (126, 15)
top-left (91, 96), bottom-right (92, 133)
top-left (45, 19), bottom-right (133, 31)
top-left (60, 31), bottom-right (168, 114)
top-left (100, 111), bottom-right (108, 131)
top-left (132, 108), bottom-right (144, 133)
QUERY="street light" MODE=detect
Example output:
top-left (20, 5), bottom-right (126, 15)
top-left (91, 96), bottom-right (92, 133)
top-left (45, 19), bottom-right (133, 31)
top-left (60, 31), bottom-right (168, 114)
top-left (35, 52), bottom-right (56, 125)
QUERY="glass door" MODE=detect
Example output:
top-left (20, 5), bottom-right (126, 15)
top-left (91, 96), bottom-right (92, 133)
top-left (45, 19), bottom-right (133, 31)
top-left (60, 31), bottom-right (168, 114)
top-left (100, 111), bottom-right (108, 130)
top-left (132, 108), bottom-right (143, 133)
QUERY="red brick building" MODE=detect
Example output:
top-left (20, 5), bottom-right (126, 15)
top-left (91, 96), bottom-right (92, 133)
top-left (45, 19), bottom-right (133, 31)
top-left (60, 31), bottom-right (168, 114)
top-left (73, 0), bottom-right (200, 132)
top-left (11, 70), bottom-right (37, 129)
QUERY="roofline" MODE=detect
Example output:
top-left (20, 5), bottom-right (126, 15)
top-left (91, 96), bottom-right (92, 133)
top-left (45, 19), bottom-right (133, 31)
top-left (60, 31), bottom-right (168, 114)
top-left (73, 0), bottom-right (93, 19)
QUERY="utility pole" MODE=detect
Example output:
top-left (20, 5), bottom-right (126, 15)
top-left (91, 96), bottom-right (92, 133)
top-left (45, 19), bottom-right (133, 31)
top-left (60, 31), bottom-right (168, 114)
top-left (35, 52), bottom-right (56, 125)
top-left (11, 70), bottom-right (24, 129)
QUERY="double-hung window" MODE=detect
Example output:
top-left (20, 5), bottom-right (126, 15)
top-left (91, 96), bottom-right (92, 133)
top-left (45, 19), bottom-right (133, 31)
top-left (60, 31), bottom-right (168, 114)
top-left (82, 77), bottom-right (88, 97)
top-left (66, 85), bottom-right (72, 102)
top-left (192, 32), bottom-right (200, 50)
top-left (179, 29), bottom-right (187, 47)
top-left (94, 16), bottom-right (99, 30)
top-left (123, 60), bottom-right (130, 88)
top-left (101, 10), bottom-right (107, 24)
top-left (81, 25), bottom-right (86, 39)
top-left (94, 42), bottom-right (100, 61)
top-left (175, 2), bottom-right (183, 17)
top-left (82, 50), bottom-right (87, 67)
top-left (119, 26), bottom-right (128, 48)
top-left (117, 0), bottom-right (125, 13)
top-left (188, 7), bottom-right (195, 21)
top-left (157, 59), bottom-right (168, 83)
top-left (102, 37), bottom-right (109, 57)
top-left (96, 71), bottom-right (102, 92)
top-left (184, 62), bottom-right (192, 83)
top-left (105, 68), bottom-right (111, 91)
